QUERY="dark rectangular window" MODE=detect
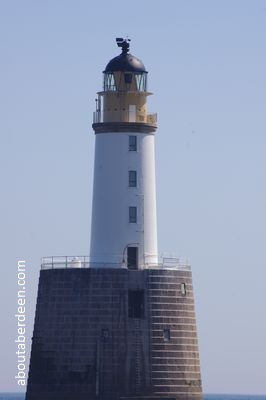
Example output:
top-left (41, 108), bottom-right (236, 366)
top-left (129, 206), bottom-right (137, 223)
top-left (124, 73), bottom-right (133, 84)
top-left (127, 247), bottom-right (138, 270)
top-left (128, 290), bottom-right (144, 318)
top-left (163, 329), bottom-right (171, 342)
top-left (101, 328), bottom-right (109, 340)
top-left (181, 283), bottom-right (186, 296)
top-left (129, 170), bottom-right (137, 187)
top-left (129, 135), bottom-right (137, 151)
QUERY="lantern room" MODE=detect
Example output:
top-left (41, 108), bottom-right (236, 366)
top-left (93, 38), bottom-right (156, 126)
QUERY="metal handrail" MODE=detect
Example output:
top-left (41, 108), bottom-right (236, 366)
top-left (93, 110), bottom-right (157, 125)
top-left (40, 255), bottom-right (190, 271)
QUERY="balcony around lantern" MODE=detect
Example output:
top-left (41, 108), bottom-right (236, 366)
top-left (93, 110), bottom-right (157, 125)
top-left (40, 255), bottom-right (191, 271)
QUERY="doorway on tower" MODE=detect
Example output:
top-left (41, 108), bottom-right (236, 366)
top-left (127, 246), bottom-right (138, 270)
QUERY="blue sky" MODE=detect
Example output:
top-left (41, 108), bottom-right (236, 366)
top-left (1, 0), bottom-right (266, 394)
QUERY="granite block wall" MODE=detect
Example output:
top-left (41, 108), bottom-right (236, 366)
top-left (26, 268), bottom-right (202, 400)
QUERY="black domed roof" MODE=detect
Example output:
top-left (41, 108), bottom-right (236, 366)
top-left (104, 53), bottom-right (146, 73)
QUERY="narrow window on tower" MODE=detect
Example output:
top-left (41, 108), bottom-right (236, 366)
top-left (129, 135), bottom-right (137, 151)
top-left (101, 328), bottom-right (109, 340)
top-left (181, 283), bottom-right (186, 296)
top-left (129, 170), bottom-right (137, 187)
top-left (128, 290), bottom-right (144, 319)
top-left (163, 329), bottom-right (171, 342)
top-left (129, 206), bottom-right (137, 223)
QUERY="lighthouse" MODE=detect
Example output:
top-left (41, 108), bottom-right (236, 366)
top-left (26, 39), bottom-right (202, 400)
top-left (90, 37), bottom-right (158, 268)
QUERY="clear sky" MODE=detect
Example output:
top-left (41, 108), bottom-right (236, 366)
top-left (1, 0), bottom-right (266, 394)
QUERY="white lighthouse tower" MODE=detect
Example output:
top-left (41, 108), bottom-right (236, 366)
top-left (90, 38), bottom-right (158, 269)
top-left (26, 38), bottom-right (203, 400)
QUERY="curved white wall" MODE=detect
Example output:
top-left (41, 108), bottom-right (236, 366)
top-left (90, 131), bottom-right (158, 268)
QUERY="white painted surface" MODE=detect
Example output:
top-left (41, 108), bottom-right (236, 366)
top-left (128, 105), bottom-right (136, 122)
top-left (90, 131), bottom-right (158, 268)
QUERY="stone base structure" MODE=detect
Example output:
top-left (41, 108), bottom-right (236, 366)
top-left (26, 267), bottom-right (202, 400)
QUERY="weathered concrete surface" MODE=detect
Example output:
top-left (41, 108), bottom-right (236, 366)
top-left (26, 268), bottom-right (202, 400)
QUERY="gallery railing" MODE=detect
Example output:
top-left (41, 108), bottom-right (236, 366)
top-left (41, 255), bottom-right (190, 271)
top-left (93, 110), bottom-right (157, 125)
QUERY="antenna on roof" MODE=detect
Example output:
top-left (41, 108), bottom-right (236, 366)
top-left (116, 37), bottom-right (131, 54)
